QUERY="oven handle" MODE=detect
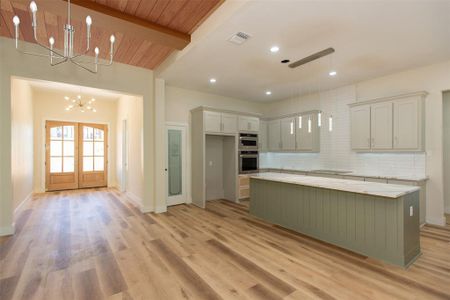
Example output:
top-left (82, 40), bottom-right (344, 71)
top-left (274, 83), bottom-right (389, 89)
top-left (239, 154), bottom-right (258, 158)
top-left (239, 137), bottom-right (258, 141)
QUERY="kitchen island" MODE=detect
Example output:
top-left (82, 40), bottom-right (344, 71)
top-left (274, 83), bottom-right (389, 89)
top-left (249, 172), bottom-right (421, 267)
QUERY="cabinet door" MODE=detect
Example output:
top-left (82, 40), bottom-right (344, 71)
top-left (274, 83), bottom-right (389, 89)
top-left (296, 114), bottom-right (313, 151)
top-left (350, 105), bottom-right (371, 150)
top-left (248, 117), bottom-right (260, 132)
top-left (371, 102), bottom-right (393, 149)
top-left (238, 116), bottom-right (250, 132)
top-left (393, 98), bottom-right (420, 150)
top-left (268, 120), bottom-right (281, 151)
top-left (281, 117), bottom-right (296, 150)
top-left (221, 113), bottom-right (238, 134)
top-left (204, 111), bottom-right (221, 133)
top-left (259, 120), bottom-right (268, 152)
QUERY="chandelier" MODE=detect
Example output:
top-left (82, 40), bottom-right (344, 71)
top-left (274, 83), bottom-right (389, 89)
top-left (65, 95), bottom-right (97, 113)
top-left (12, 0), bottom-right (115, 73)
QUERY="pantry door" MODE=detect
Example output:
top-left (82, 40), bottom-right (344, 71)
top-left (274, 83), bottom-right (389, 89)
top-left (79, 123), bottom-right (108, 188)
top-left (46, 121), bottom-right (79, 191)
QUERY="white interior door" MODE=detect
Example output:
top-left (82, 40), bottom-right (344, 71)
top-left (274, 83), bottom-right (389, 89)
top-left (166, 124), bottom-right (187, 206)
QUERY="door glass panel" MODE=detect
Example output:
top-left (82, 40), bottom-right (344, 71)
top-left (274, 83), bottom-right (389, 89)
top-left (84, 127), bottom-right (94, 140)
top-left (94, 128), bottom-right (104, 141)
top-left (63, 157), bottom-right (74, 172)
top-left (83, 141), bottom-right (94, 156)
top-left (168, 129), bottom-right (182, 196)
top-left (63, 141), bottom-right (75, 156)
top-left (50, 141), bottom-right (63, 156)
top-left (50, 127), bottom-right (63, 140)
top-left (94, 157), bottom-right (104, 171)
top-left (63, 126), bottom-right (75, 140)
top-left (50, 157), bottom-right (62, 173)
top-left (94, 142), bottom-right (104, 156)
top-left (83, 157), bottom-right (94, 171)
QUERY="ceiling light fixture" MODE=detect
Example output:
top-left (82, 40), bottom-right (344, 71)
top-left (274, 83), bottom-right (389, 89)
top-left (270, 46), bottom-right (279, 53)
top-left (12, 0), bottom-right (115, 73)
top-left (329, 70), bottom-right (337, 76)
top-left (265, 91), bottom-right (272, 95)
top-left (209, 78), bottom-right (217, 83)
top-left (65, 95), bottom-right (97, 113)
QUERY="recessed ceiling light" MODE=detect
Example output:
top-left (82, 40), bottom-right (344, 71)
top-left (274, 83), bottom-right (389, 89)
top-left (265, 91), bottom-right (272, 95)
top-left (209, 78), bottom-right (217, 83)
top-left (329, 70), bottom-right (337, 76)
top-left (270, 46), bottom-right (279, 53)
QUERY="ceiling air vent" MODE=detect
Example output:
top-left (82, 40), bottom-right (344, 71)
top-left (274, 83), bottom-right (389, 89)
top-left (228, 32), bottom-right (251, 45)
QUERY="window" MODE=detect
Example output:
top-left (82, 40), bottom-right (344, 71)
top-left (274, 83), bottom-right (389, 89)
top-left (83, 126), bottom-right (105, 172)
top-left (49, 125), bottom-right (75, 173)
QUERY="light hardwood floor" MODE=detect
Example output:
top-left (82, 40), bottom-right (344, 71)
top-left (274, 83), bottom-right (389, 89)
top-left (1, 189), bottom-right (450, 300)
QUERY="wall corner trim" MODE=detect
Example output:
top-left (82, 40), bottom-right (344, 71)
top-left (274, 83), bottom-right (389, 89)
top-left (14, 193), bottom-right (33, 215)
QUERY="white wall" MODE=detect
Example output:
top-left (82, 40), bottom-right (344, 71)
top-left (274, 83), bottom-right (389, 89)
top-left (32, 88), bottom-right (118, 192)
top-left (261, 60), bottom-right (450, 225)
top-left (0, 37), bottom-right (155, 235)
top-left (11, 79), bottom-right (34, 211)
top-left (116, 95), bottom-right (144, 208)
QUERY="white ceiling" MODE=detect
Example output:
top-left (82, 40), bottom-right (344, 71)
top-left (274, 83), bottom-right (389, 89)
top-left (159, 0), bottom-right (450, 102)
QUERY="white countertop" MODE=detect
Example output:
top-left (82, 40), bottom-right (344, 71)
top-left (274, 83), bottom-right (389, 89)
top-left (250, 172), bottom-right (420, 198)
top-left (261, 168), bottom-right (428, 182)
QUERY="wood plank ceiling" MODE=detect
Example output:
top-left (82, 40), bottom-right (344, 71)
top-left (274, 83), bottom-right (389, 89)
top-left (0, 0), bottom-right (223, 69)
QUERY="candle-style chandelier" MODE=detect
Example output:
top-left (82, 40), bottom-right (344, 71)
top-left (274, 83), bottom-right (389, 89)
top-left (12, 0), bottom-right (115, 73)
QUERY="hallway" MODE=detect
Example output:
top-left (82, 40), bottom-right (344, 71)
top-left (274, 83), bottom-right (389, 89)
top-left (1, 189), bottom-right (450, 300)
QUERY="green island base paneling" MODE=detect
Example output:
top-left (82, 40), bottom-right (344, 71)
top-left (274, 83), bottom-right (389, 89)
top-left (249, 178), bottom-right (421, 268)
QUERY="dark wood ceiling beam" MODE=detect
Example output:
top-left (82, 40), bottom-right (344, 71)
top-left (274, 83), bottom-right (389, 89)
top-left (34, 0), bottom-right (191, 50)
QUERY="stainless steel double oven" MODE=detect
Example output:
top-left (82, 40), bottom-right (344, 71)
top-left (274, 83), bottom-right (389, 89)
top-left (238, 133), bottom-right (259, 174)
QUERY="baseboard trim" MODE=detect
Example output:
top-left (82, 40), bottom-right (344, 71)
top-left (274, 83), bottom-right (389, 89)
top-left (0, 224), bottom-right (15, 236)
top-left (426, 216), bottom-right (446, 226)
top-left (14, 192), bottom-right (33, 215)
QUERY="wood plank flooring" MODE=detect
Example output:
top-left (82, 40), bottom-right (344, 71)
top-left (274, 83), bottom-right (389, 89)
top-left (1, 188), bottom-right (450, 300)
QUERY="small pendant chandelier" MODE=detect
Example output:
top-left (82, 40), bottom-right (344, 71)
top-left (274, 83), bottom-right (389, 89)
top-left (65, 95), bottom-right (97, 113)
top-left (12, 0), bottom-right (115, 73)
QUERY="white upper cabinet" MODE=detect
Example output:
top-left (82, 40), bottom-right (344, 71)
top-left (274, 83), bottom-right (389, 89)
top-left (221, 113), bottom-right (238, 134)
top-left (370, 102), bottom-right (393, 150)
top-left (204, 111), bottom-right (222, 133)
top-left (268, 120), bottom-right (281, 151)
top-left (350, 105), bottom-right (371, 150)
top-left (259, 120), bottom-right (268, 152)
top-left (296, 113), bottom-right (320, 152)
top-left (239, 116), bottom-right (260, 132)
top-left (349, 91), bottom-right (426, 152)
top-left (204, 111), bottom-right (237, 134)
top-left (393, 97), bottom-right (421, 150)
top-left (280, 117), bottom-right (296, 151)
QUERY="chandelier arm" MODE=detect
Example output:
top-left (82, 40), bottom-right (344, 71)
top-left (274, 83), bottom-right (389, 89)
top-left (69, 59), bottom-right (98, 74)
top-left (32, 37), bottom-right (66, 58)
top-left (50, 57), bottom-right (69, 66)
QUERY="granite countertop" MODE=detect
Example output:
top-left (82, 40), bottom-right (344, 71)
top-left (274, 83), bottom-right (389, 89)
top-left (261, 168), bottom-right (428, 182)
top-left (250, 172), bottom-right (420, 198)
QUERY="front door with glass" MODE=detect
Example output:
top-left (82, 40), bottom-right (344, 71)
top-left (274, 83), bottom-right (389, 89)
top-left (46, 121), bottom-right (107, 191)
top-left (46, 121), bottom-right (79, 191)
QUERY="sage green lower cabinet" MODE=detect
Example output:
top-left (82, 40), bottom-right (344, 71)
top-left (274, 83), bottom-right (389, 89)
top-left (249, 178), bottom-right (421, 267)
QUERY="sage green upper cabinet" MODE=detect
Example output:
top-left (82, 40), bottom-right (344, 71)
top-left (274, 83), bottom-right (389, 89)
top-left (371, 102), bottom-right (393, 150)
top-left (393, 97), bottom-right (421, 150)
top-left (349, 91), bottom-right (426, 152)
top-left (239, 116), bottom-right (260, 132)
top-left (350, 105), bottom-right (371, 150)
top-left (204, 111), bottom-right (222, 133)
top-left (296, 113), bottom-right (320, 152)
top-left (204, 111), bottom-right (237, 134)
top-left (268, 120), bottom-right (281, 151)
top-left (280, 117), bottom-right (296, 151)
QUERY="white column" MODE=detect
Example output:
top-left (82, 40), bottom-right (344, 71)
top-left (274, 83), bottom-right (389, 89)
top-left (154, 78), bottom-right (167, 213)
